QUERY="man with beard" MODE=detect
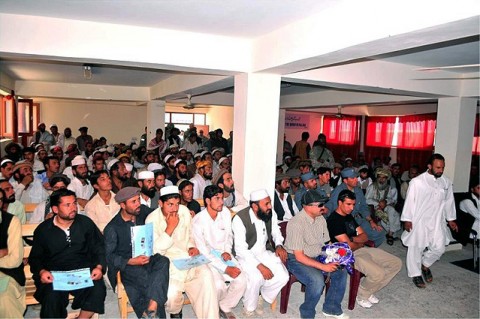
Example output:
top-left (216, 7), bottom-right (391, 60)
top-left (49, 124), bottom-right (60, 144)
top-left (148, 128), bottom-right (168, 157)
top-left (108, 159), bottom-right (128, 194)
top-left (0, 159), bottom-right (14, 180)
top-left (105, 187), bottom-right (169, 319)
top-left (30, 174), bottom-right (72, 224)
top-left (212, 169), bottom-right (248, 213)
top-left (138, 171), bottom-right (159, 209)
top-left (76, 126), bottom-right (93, 152)
top-left (0, 179), bottom-right (26, 224)
top-left (163, 154), bottom-right (176, 179)
top-left (168, 160), bottom-right (189, 186)
top-left (84, 170), bottom-right (121, 232)
top-left (273, 173), bottom-right (299, 223)
top-left (29, 189), bottom-right (106, 319)
top-left (58, 127), bottom-right (77, 153)
top-left (330, 162), bottom-right (343, 189)
top-left (11, 161), bottom-right (49, 204)
top-left (178, 180), bottom-right (201, 216)
top-left (325, 168), bottom-right (386, 247)
top-left (67, 155), bottom-right (94, 208)
top-left (294, 172), bottom-right (327, 210)
top-left (190, 160), bottom-right (213, 201)
top-left (192, 185), bottom-right (247, 319)
top-left (232, 190), bottom-right (288, 317)
top-left (286, 168), bottom-right (302, 196)
top-left (23, 146), bottom-right (44, 173)
top-left (309, 133), bottom-right (335, 170)
top-left (366, 168), bottom-right (401, 245)
top-left (36, 156), bottom-right (60, 191)
top-left (401, 153), bottom-right (458, 289)
top-left (33, 122), bottom-right (55, 149)
top-left (146, 186), bottom-right (219, 319)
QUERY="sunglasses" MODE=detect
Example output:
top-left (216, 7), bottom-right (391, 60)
top-left (308, 202), bottom-right (324, 208)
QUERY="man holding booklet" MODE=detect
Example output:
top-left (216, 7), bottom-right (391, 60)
top-left (104, 187), bottom-right (169, 319)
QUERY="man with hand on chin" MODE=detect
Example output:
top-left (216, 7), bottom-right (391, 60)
top-left (146, 186), bottom-right (218, 319)
top-left (29, 189), bottom-right (106, 319)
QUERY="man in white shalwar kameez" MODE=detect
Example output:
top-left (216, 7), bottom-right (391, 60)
top-left (401, 153), bottom-right (458, 288)
top-left (232, 189), bottom-right (289, 317)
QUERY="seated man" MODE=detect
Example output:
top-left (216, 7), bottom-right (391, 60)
top-left (178, 180), bottom-right (201, 216)
top-left (192, 185), bottom-right (247, 319)
top-left (284, 190), bottom-right (348, 319)
top-left (374, 199), bottom-right (400, 246)
top-left (105, 187), bottom-right (169, 319)
top-left (146, 186), bottom-right (219, 319)
top-left (327, 190), bottom-right (402, 309)
top-left (30, 174), bottom-right (71, 224)
top-left (232, 189), bottom-right (289, 316)
top-left (29, 189), bottom-right (106, 318)
top-left (459, 177), bottom-right (479, 238)
top-left (274, 173), bottom-right (299, 223)
top-left (0, 188), bottom-right (26, 319)
top-left (295, 172), bottom-right (326, 210)
top-left (11, 160), bottom-right (49, 204)
top-left (0, 179), bottom-right (26, 224)
top-left (212, 169), bottom-right (248, 213)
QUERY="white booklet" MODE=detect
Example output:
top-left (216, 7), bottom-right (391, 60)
top-left (131, 224), bottom-right (153, 257)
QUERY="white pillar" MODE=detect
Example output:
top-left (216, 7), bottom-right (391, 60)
top-left (435, 97), bottom-right (476, 192)
top-left (277, 109), bottom-right (287, 164)
top-left (146, 100), bottom-right (166, 144)
top-left (232, 73), bottom-right (281, 198)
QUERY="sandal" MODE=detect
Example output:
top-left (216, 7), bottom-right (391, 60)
top-left (413, 276), bottom-right (426, 288)
top-left (422, 266), bottom-right (433, 283)
top-left (386, 235), bottom-right (394, 246)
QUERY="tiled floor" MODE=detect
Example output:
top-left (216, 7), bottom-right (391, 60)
top-left (25, 240), bottom-right (479, 318)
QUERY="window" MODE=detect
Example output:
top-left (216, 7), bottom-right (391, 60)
top-left (165, 112), bottom-right (206, 133)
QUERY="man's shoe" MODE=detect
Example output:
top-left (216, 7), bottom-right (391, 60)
top-left (322, 311), bottom-right (350, 319)
top-left (356, 297), bottom-right (373, 308)
top-left (368, 294), bottom-right (379, 304)
top-left (255, 296), bottom-right (264, 315)
top-left (219, 309), bottom-right (236, 319)
top-left (413, 276), bottom-right (426, 288)
top-left (242, 308), bottom-right (255, 318)
top-left (422, 266), bottom-right (433, 283)
top-left (141, 310), bottom-right (158, 319)
top-left (170, 310), bottom-right (183, 318)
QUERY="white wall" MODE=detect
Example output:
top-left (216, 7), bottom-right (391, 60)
top-left (284, 111), bottom-right (323, 147)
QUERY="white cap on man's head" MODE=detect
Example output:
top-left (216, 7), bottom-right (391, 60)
top-left (148, 163), bottom-right (163, 172)
top-left (71, 155), bottom-right (86, 166)
top-left (138, 171), bottom-right (154, 180)
top-left (250, 189), bottom-right (270, 202)
top-left (107, 158), bottom-right (119, 171)
top-left (160, 185), bottom-right (179, 197)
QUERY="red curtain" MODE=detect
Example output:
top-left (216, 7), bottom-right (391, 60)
top-left (396, 113), bottom-right (436, 150)
top-left (396, 148), bottom-right (432, 172)
top-left (473, 114), bottom-right (479, 155)
top-left (366, 116), bottom-right (396, 147)
top-left (323, 116), bottom-right (361, 161)
top-left (363, 146), bottom-right (391, 167)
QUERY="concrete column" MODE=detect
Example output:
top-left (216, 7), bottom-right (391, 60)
top-left (232, 73), bottom-right (281, 198)
top-left (435, 97), bottom-right (476, 192)
top-left (277, 109), bottom-right (287, 164)
top-left (146, 100), bottom-right (166, 144)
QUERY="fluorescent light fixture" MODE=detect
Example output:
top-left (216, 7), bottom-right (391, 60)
top-left (84, 66), bottom-right (92, 80)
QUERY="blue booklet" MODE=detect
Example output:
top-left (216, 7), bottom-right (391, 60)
top-left (172, 254), bottom-right (210, 270)
top-left (131, 223), bottom-right (153, 257)
top-left (211, 249), bottom-right (236, 267)
top-left (51, 268), bottom-right (93, 291)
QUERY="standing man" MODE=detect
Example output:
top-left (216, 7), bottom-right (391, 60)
top-left (309, 133), bottom-right (335, 170)
top-left (401, 153), bottom-right (458, 288)
top-left (192, 185), bottom-right (247, 319)
top-left (67, 155), bottom-right (94, 208)
top-left (57, 127), bottom-right (77, 153)
top-left (285, 190), bottom-right (348, 319)
top-left (146, 186), bottom-right (219, 319)
top-left (33, 123), bottom-right (55, 149)
top-left (232, 190), bottom-right (289, 317)
top-left (273, 173), bottom-right (299, 223)
top-left (0, 188), bottom-right (26, 319)
top-left (76, 127), bottom-right (93, 152)
top-left (190, 160), bottom-right (213, 201)
top-left (29, 189), bottom-right (106, 318)
top-left (327, 190), bottom-right (401, 309)
top-left (105, 187), bottom-right (170, 319)
top-left (292, 132), bottom-right (311, 160)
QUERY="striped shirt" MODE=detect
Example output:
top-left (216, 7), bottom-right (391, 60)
top-left (284, 209), bottom-right (330, 258)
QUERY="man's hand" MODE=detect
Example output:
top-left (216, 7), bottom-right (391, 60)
top-left (21, 175), bottom-right (34, 187)
top-left (0, 248), bottom-right (8, 258)
top-left (275, 246), bottom-right (287, 263)
top-left (165, 212), bottom-right (180, 235)
top-left (404, 221), bottom-right (413, 232)
top-left (91, 266), bottom-right (103, 281)
top-left (221, 252), bottom-right (232, 261)
top-left (370, 221), bottom-right (383, 231)
top-left (319, 262), bottom-right (339, 273)
top-left (188, 247), bottom-right (200, 256)
top-left (40, 269), bottom-right (53, 284)
top-left (257, 263), bottom-right (274, 280)
top-left (189, 210), bottom-right (196, 218)
top-left (448, 220), bottom-right (458, 232)
top-left (127, 255), bottom-right (150, 266)
top-left (225, 266), bottom-right (242, 278)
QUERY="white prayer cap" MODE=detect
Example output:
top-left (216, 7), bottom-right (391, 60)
top-left (169, 143), bottom-right (179, 149)
top-left (160, 185), bottom-right (179, 197)
top-left (138, 170), bottom-right (154, 180)
top-left (218, 157), bottom-right (228, 165)
top-left (98, 148), bottom-right (107, 153)
top-left (50, 123), bottom-right (58, 128)
top-left (106, 146), bottom-right (115, 153)
top-left (124, 163), bottom-right (133, 172)
top-left (250, 189), bottom-right (270, 202)
top-left (107, 158), bottom-right (120, 171)
top-left (179, 147), bottom-right (186, 152)
top-left (1, 159), bottom-right (13, 166)
top-left (147, 163), bottom-right (163, 172)
top-left (71, 155), bottom-right (86, 166)
top-left (174, 159), bottom-right (183, 167)
top-left (200, 151), bottom-right (208, 158)
top-left (164, 154), bottom-right (174, 163)
top-left (194, 153), bottom-right (202, 159)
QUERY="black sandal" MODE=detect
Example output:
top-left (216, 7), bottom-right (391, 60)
top-left (386, 235), bottom-right (394, 246)
top-left (422, 266), bottom-right (433, 283)
top-left (413, 276), bottom-right (426, 288)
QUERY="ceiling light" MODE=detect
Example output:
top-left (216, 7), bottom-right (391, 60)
top-left (84, 66), bottom-right (92, 80)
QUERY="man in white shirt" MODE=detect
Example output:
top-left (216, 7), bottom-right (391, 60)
top-left (10, 161), bottom-right (49, 204)
top-left (192, 185), bottom-right (246, 319)
top-left (231, 189), bottom-right (289, 317)
top-left (57, 127), bottom-right (77, 152)
top-left (146, 186), bottom-right (219, 319)
top-left (459, 177), bottom-right (479, 239)
top-left (84, 170), bottom-right (120, 232)
top-left (137, 170), bottom-right (158, 209)
top-left (273, 173), bottom-right (299, 223)
top-left (212, 169), bottom-right (248, 213)
top-left (0, 179), bottom-right (26, 224)
top-left (190, 160), bottom-right (213, 201)
top-left (67, 155), bottom-right (94, 208)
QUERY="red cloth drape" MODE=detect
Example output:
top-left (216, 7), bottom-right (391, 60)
top-left (366, 116), bottom-right (396, 147)
top-left (323, 116), bottom-right (360, 145)
top-left (473, 114), bottom-right (479, 155)
top-left (396, 148), bottom-right (432, 172)
top-left (396, 113), bottom-right (436, 150)
top-left (363, 146), bottom-right (391, 167)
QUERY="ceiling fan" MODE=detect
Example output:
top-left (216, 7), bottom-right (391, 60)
top-left (178, 94), bottom-right (210, 110)
top-left (323, 105), bottom-right (344, 119)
